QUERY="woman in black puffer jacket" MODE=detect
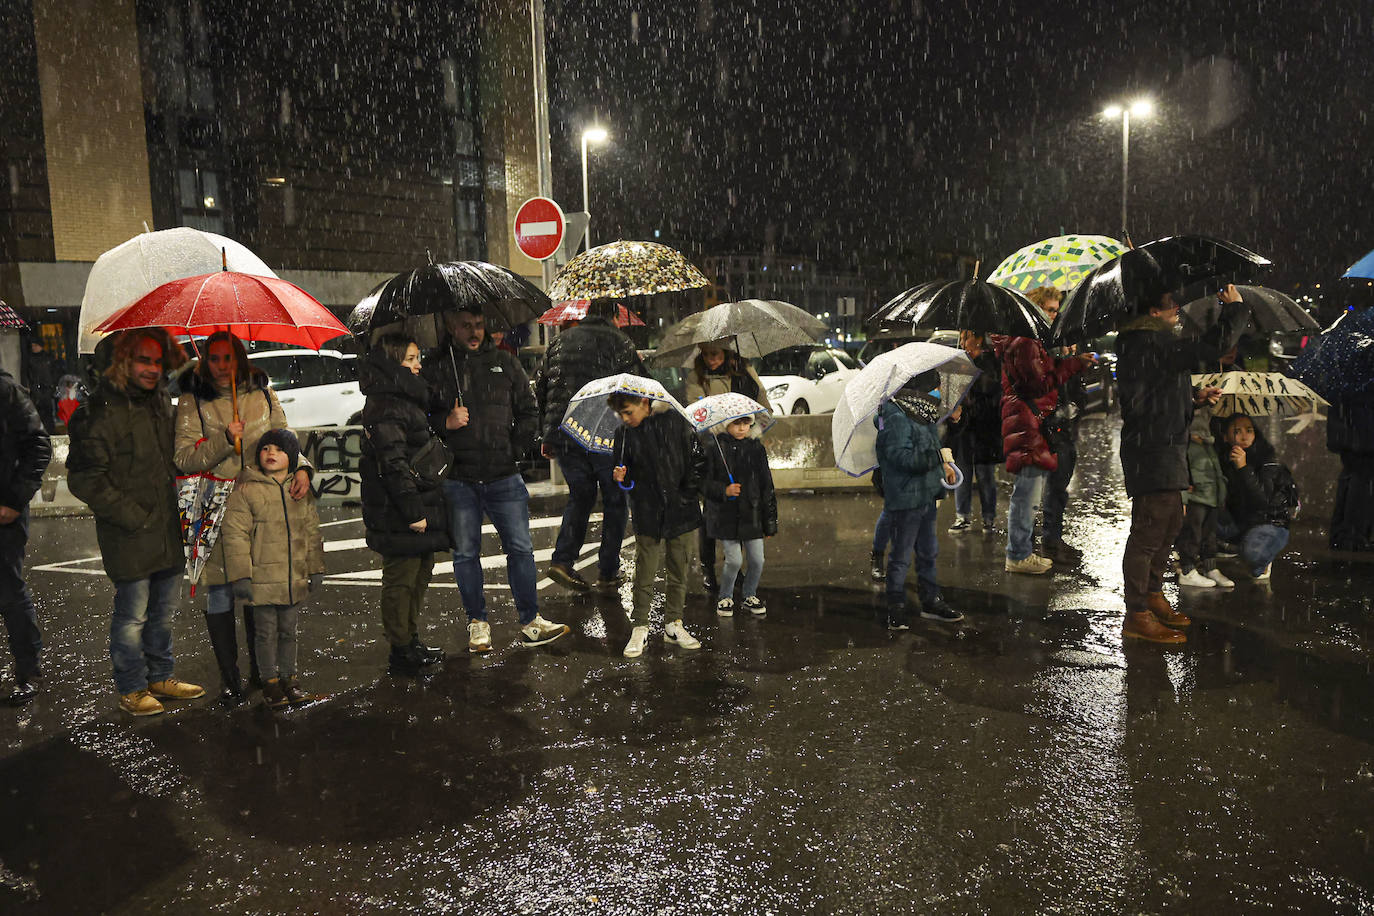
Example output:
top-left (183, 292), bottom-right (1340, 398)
top-left (359, 336), bottom-right (452, 671)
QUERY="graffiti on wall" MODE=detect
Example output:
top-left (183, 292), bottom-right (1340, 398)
top-left (301, 426), bottom-right (365, 502)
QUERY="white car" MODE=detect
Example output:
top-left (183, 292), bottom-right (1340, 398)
top-left (758, 346), bottom-right (862, 415)
top-left (250, 349), bottom-right (363, 427)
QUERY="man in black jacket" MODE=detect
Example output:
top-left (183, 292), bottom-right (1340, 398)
top-left (535, 303), bottom-right (646, 591)
top-left (0, 369), bottom-right (51, 705)
top-left (426, 309), bottom-right (568, 653)
top-left (1117, 284), bottom-right (1245, 645)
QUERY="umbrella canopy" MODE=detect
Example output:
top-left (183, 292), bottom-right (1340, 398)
top-left (1181, 286), bottom-right (1321, 336)
top-left (94, 271), bottom-right (348, 349)
top-left (548, 240), bottom-right (710, 301)
top-left (1342, 248), bottom-right (1374, 280)
top-left (537, 300), bottom-right (645, 328)
top-left (560, 373), bottom-right (687, 454)
top-left (1192, 371), bottom-right (1328, 418)
top-left (865, 279), bottom-right (1050, 339)
top-left (178, 473), bottom-right (236, 595)
top-left (0, 301), bottom-right (26, 330)
top-left (684, 392), bottom-right (775, 436)
top-left (348, 261), bottom-right (550, 349)
top-left (651, 299), bottom-right (829, 367)
top-left (1292, 307), bottom-right (1374, 399)
top-left (831, 342), bottom-right (979, 477)
top-left (1052, 235), bottom-right (1272, 346)
top-left (79, 227), bottom-right (278, 354)
top-left (988, 235), bottom-right (1126, 293)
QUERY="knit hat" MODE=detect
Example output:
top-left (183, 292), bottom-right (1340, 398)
top-left (256, 428), bottom-right (301, 473)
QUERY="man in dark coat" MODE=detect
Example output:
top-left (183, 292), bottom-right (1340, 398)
top-left (943, 331), bottom-right (1002, 534)
top-left (1116, 284), bottom-right (1245, 645)
top-left (22, 340), bottom-right (61, 433)
top-left (67, 329), bottom-right (205, 716)
top-left (426, 309), bottom-right (568, 654)
top-left (536, 303), bottom-right (646, 591)
top-left (0, 368), bottom-right (51, 705)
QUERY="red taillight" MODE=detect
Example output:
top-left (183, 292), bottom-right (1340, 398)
top-left (1300, 335), bottom-right (1309, 348)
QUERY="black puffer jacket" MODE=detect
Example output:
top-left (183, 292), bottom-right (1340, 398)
top-left (1117, 300), bottom-right (1246, 496)
top-left (941, 349), bottom-right (1003, 464)
top-left (701, 433), bottom-right (777, 541)
top-left (1219, 420), bottom-right (1299, 529)
top-left (536, 317), bottom-right (646, 449)
top-left (612, 409), bottom-right (705, 540)
top-left (423, 338), bottom-right (538, 484)
top-left (0, 369), bottom-right (52, 511)
top-left (359, 350), bottom-right (452, 556)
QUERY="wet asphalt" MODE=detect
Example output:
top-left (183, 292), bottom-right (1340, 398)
top-left (1, 415), bottom-right (1372, 914)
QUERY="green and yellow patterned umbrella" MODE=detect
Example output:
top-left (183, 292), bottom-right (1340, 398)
top-left (548, 240), bottom-right (710, 301)
top-left (988, 235), bottom-right (1126, 293)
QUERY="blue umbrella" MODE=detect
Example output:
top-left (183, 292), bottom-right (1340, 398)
top-left (1342, 249), bottom-right (1374, 280)
top-left (1292, 308), bottom-right (1374, 399)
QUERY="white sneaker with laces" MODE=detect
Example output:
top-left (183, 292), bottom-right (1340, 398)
top-left (623, 626), bottom-right (650, 658)
top-left (716, 598), bottom-right (735, 617)
top-left (1254, 564), bottom-right (1272, 581)
top-left (742, 596), bottom-right (766, 616)
top-left (1178, 568), bottom-right (1217, 588)
top-left (520, 615), bottom-right (570, 647)
top-left (663, 620), bottom-right (701, 649)
top-left (1205, 569), bottom-right (1235, 588)
top-left (468, 620), bottom-right (493, 653)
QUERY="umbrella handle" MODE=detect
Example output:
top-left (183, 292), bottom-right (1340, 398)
top-left (231, 372), bottom-right (241, 455)
top-left (725, 470), bottom-right (736, 500)
top-left (940, 462), bottom-right (964, 491)
top-left (617, 479), bottom-right (635, 492)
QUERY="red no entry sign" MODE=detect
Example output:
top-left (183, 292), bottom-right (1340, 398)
top-left (513, 197), bottom-right (566, 261)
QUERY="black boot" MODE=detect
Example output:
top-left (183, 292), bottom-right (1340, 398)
top-left (408, 636), bottom-right (444, 666)
top-left (205, 612), bottom-right (245, 704)
top-left (241, 605), bottom-right (263, 689)
top-left (388, 644), bottom-right (422, 675)
top-left (701, 562), bottom-right (719, 594)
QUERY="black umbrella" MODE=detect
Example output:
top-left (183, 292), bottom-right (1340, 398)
top-left (1180, 285), bottom-right (1321, 336)
top-left (347, 261), bottom-right (551, 350)
top-left (1051, 236), bottom-right (1272, 346)
top-left (865, 278), bottom-right (1051, 339)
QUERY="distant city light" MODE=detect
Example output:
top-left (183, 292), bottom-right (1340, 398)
top-left (1102, 105), bottom-right (1123, 118)
top-left (202, 196), bottom-right (215, 207)
top-left (265, 177), bottom-right (286, 185)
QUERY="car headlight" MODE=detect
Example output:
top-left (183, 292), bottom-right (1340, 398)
top-left (767, 383), bottom-right (789, 400)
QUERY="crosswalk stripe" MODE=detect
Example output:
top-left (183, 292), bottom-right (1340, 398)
top-left (323, 513), bottom-right (600, 553)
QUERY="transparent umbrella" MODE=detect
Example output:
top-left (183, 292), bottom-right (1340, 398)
top-left (651, 299), bottom-right (829, 367)
top-left (560, 373), bottom-right (687, 455)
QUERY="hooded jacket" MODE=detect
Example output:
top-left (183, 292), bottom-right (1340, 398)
top-left (1183, 410), bottom-right (1227, 508)
top-left (941, 348), bottom-right (1003, 465)
top-left (220, 462), bottom-right (326, 606)
top-left (0, 369), bottom-right (52, 512)
top-left (359, 348), bottom-right (452, 556)
top-left (1116, 299), bottom-right (1247, 496)
top-left (67, 375), bottom-right (184, 582)
top-left (423, 336), bottom-right (538, 484)
top-left (612, 408), bottom-right (705, 540)
top-left (1219, 419), bottom-right (1299, 529)
top-left (988, 336), bottom-right (1089, 474)
top-left (701, 431), bottom-right (778, 541)
top-left (876, 397), bottom-right (946, 511)
top-left (536, 317), bottom-right (646, 450)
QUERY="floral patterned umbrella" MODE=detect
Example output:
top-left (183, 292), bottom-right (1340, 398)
top-left (548, 240), bottom-right (710, 301)
top-left (988, 235), bottom-right (1125, 294)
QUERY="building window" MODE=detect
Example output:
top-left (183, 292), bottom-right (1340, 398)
top-left (179, 166), bottom-right (224, 232)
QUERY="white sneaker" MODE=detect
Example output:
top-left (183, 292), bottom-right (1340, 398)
top-left (1205, 569), bottom-right (1235, 588)
top-left (742, 596), bottom-right (766, 616)
top-left (1254, 564), bottom-right (1272, 581)
top-left (1004, 554), bottom-right (1053, 575)
top-left (663, 620), bottom-right (701, 649)
top-left (716, 598), bottom-right (735, 618)
top-left (467, 620), bottom-right (492, 653)
top-left (1178, 568), bottom-right (1217, 588)
top-left (623, 626), bottom-right (649, 658)
top-left (520, 615), bottom-right (570, 647)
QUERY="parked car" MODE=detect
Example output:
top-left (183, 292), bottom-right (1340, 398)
top-left (757, 345), bottom-right (862, 415)
top-left (249, 349), bottom-right (363, 427)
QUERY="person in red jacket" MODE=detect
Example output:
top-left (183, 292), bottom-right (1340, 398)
top-left (989, 335), bottom-right (1093, 574)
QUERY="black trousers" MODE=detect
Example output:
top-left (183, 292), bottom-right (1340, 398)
top-left (1174, 503), bottom-right (1218, 573)
top-left (1330, 455), bottom-right (1374, 551)
top-left (0, 508), bottom-right (42, 680)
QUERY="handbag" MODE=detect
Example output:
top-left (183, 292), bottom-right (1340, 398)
top-left (407, 435), bottom-right (452, 490)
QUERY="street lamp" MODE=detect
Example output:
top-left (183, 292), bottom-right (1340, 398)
top-left (1102, 98), bottom-right (1153, 239)
top-left (580, 126), bottom-right (608, 251)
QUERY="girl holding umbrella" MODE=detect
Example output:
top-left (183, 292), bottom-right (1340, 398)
top-left (174, 331), bottom-right (312, 702)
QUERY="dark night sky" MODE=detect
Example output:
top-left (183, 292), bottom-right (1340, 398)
top-left (546, 0), bottom-right (1374, 291)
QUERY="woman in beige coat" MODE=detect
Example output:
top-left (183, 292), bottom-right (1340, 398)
top-left (174, 331), bottom-right (311, 701)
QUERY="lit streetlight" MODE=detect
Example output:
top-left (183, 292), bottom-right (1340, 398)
top-left (1102, 98), bottom-right (1153, 239)
top-left (580, 126), bottom-right (608, 251)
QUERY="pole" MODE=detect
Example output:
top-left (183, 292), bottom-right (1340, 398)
top-left (1120, 110), bottom-right (1130, 240)
top-left (581, 133), bottom-right (592, 251)
top-left (529, 0), bottom-right (555, 293)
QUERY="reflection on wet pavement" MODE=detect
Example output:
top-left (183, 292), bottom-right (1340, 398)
top-left (1, 416), bottom-right (1371, 912)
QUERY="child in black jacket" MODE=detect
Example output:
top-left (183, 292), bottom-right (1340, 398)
top-left (701, 416), bottom-right (777, 617)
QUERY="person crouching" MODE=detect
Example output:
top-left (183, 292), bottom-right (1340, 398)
top-left (223, 430), bottom-right (325, 707)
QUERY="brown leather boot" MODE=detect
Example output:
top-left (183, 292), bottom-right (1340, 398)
top-left (1123, 611), bottom-right (1187, 645)
top-left (1147, 591), bottom-right (1191, 628)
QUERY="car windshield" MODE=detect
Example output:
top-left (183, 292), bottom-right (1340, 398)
top-left (758, 346), bottom-right (812, 376)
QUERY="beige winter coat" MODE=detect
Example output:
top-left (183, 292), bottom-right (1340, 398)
top-left (220, 463), bottom-right (325, 606)
top-left (684, 364), bottom-right (772, 413)
top-left (174, 376), bottom-right (308, 585)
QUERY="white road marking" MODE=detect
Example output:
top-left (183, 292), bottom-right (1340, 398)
top-left (323, 513), bottom-right (600, 553)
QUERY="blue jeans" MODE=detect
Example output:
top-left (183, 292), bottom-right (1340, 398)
top-left (110, 566), bottom-right (182, 695)
top-left (552, 440), bottom-right (628, 579)
top-left (205, 582), bottom-right (233, 615)
top-left (885, 502), bottom-right (940, 611)
top-left (872, 510), bottom-right (891, 555)
top-left (1006, 467), bottom-right (1048, 561)
top-left (719, 538), bottom-right (764, 601)
top-left (444, 475), bottom-right (539, 625)
top-left (1242, 524), bottom-right (1289, 576)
